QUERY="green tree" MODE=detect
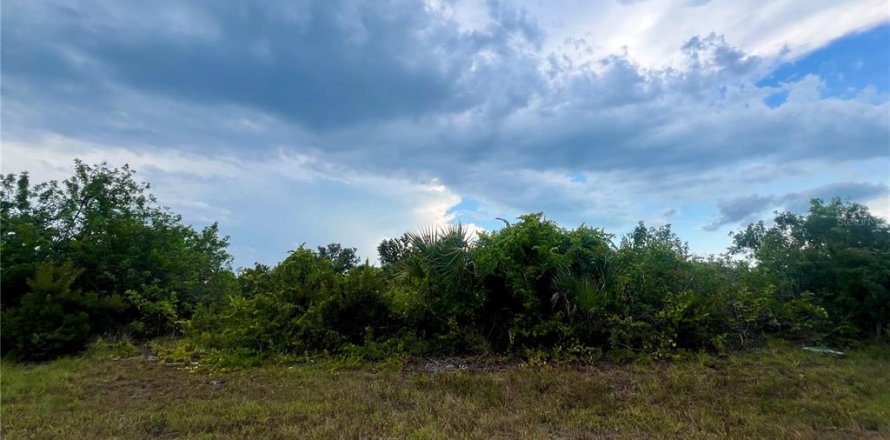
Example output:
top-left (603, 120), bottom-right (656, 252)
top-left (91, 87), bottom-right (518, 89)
top-left (474, 214), bottom-right (583, 352)
top-left (2, 262), bottom-right (127, 359)
top-left (377, 233), bottom-right (412, 266)
top-left (732, 198), bottom-right (890, 338)
top-left (1, 161), bottom-right (235, 358)
top-left (317, 243), bottom-right (361, 274)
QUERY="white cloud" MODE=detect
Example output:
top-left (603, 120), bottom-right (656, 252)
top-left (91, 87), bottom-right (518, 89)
top-left (2, 0), bottom-right (887, 263)
top-left (520, 0), bottom-right (887, 69)
top-left (1, 137), bottom-right (467, 266)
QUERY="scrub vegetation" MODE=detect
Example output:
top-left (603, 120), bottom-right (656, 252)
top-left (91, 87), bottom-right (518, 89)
top-left (2, 161), bottom-right (888, 438)
top-left (2, 161), bottom-right (887, 362)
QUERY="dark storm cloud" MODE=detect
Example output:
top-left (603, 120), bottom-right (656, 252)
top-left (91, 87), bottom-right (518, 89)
top-left (1, 0), bottom-right (888, 229)
top-left (2, 0), bottom-right (542, 131)
top-left (706, 182), bottom-right (890, 230)
top-left (705, 195), bottom-right (777, 230)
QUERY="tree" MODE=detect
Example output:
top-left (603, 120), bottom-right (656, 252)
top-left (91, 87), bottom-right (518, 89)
top-left (2, 262), bottom-right (127, 359)
top-left (317, 243), bottom-right (361, 274)
top-left (1, 160), bottom-right (235, 358)
top-left (732, 198), bottom-right (890, 338)
top-left (378, 234), bottom-right (412, 266)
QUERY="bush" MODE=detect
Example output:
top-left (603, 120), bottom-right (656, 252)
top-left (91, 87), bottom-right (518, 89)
top-left (3, 160), bottom-right (885, 362)
top-left (1, 161), bottom-right (234, 359)
top-left (2, 262), bottom-right (126, 360)
top-left (188, 245), bottom-right (399, 358)
top-left (731, 198), bottom-right (889, 339)
top-left (474, 214), bottom-right (585, 353)
top-left (387, 225), bottom-right (482, 352)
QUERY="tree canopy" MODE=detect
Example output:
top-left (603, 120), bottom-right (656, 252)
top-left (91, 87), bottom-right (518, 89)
top-left (1, 161), bottom-right (234, 359)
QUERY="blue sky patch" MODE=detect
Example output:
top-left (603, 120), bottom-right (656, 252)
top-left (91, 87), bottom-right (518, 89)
top-left (759, 23), bottom-right (890, 98)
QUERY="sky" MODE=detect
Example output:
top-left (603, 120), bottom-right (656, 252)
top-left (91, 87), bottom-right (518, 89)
top-left (2, 0), bottom-right (889, 267)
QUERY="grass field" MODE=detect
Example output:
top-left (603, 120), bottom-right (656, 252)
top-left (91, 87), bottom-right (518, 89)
top-left (2, 342), bottom-right (889, 439)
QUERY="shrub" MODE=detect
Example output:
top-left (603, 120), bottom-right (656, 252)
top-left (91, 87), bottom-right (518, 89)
top-left (1, 162), bottom-right (234, 359)
top-left (2, 262), bottom-right (126, 360)
top-left (731, 198), bottom-right (890, 339)
top-left (187, 245), bottom-right (399, 358)
top-left (474, 214), bottom-right (580, 353)
top-left (3, 160), bottom-right (885, 362)
top-left (387, 225), bottom-right (482, 352)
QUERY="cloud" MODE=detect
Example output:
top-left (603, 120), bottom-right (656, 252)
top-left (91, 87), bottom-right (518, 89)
top-left (1, 137), bottom-right (470, 265)
top-left (705, 195), bottom-right (776, 230)
top-left (2, 0), bottom-right (542, 131)
top-left (522, 0), bottom-right (888, 68)
top-left (2, 0), bottom-right (888, 263)
top-left (650, 207), bottom-right (680, 225)
top-left (706, 182), bottom-right (890, 230)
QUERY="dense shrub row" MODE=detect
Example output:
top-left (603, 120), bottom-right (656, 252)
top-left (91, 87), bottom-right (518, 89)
top-left (2, 162), bottom-right (888, 361)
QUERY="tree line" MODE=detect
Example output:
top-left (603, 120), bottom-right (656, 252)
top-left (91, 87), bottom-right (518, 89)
top-left (2, 161), bottom-right (887, 361)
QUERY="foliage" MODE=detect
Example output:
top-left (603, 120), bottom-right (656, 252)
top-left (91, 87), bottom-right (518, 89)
top-left (731, 198), bottom-right (890, 339)
top-left (389, 225), bottom-right (481, 352)
top-left (2, 262), bottom-right (127, 359)
top-left (377, 233), bottom-right (413, 266)
top-left (188, 246), bottom-right (398, 358)
top-left (2, 161), bottom-right (886, 362)
top-left (474, 215), bottom-right (611, 354)
top-left (316, 243), bottom-right (361, 274)
top-left (1, 161), bottom-right (234, 359)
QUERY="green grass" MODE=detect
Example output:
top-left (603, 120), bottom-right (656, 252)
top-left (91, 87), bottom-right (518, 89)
top-left (2, 342), bottom-right (889, 439)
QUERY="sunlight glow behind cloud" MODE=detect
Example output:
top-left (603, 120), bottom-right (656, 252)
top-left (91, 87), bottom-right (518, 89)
top-left (2, 0), bottom-right (888, 265)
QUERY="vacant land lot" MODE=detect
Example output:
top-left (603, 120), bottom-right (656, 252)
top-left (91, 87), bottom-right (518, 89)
top-left (2, 344), bottom-right (888, 439)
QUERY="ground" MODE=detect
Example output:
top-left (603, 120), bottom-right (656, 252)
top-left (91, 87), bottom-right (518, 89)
top-left (2, 343), bottom-right (889, 439)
